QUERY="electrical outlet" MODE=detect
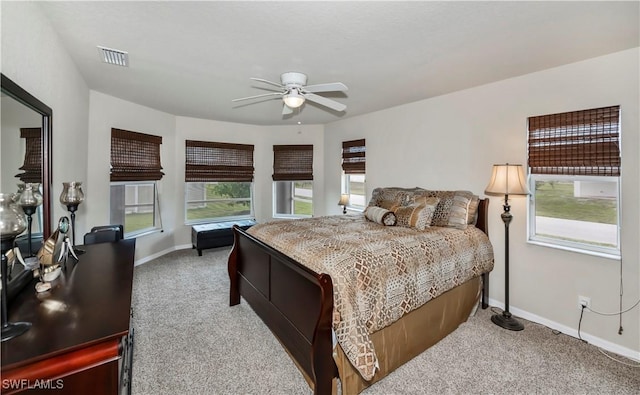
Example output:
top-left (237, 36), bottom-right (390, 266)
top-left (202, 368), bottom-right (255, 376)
top-left (578, 296), bottom-right (591, 311)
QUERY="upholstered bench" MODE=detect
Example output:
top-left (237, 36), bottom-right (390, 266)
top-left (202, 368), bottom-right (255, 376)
top-left (191, 219), bottom-right (256, 256)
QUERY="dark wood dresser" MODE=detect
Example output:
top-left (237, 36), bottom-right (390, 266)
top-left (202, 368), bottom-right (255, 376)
top-left (1, 240), bottom-right (135, 395)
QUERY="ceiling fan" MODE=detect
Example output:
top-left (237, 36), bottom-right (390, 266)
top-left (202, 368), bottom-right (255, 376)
top-left (232, 72), bottom-right (348, 115)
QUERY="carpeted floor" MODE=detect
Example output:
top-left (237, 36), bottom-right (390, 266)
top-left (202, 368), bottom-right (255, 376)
top-left (131, 248), bottom-right (639, 394)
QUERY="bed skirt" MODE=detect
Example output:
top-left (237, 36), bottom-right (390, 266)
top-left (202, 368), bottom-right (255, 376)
top-left (333, 275), bottom-right (481, 394)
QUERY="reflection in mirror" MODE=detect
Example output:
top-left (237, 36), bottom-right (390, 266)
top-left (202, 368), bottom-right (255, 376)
top-left (1, 73), bottom-right (52, 254)
top-left (1, 94), bottom-right (44, 237)
top-left (1, 74), bottom-right (52, 302)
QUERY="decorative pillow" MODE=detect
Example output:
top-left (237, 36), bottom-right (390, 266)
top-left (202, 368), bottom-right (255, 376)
top-left (467, 195), bottom-right (480, 225)
top-left (368, 187), bottom-right (417, 209)
top-left (393, 197), bottom-right (439, 230)
top-left (364, 206), bottom-right (397, 226)
top-left (377, 199), bottom-right (401, 211)
top-left (425, 190), bottom-right (475, 230)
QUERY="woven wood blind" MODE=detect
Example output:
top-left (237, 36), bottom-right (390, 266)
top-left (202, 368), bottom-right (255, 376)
top-left (528, 106), bottom-right (620, 176)
top-left (342, 139), bottom-right (366, 174)
top-left (272, 145), bottom-right (313, 181)
top-left (111, 128), bottom-right (164, 181)
top-left (15, 128), bottom-right (42, 183)
top-left (185, 140), bottom-right (254, 182)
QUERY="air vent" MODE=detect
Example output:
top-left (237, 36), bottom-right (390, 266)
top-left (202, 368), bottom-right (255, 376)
top-left (97, 46), bottom-right (129, 67)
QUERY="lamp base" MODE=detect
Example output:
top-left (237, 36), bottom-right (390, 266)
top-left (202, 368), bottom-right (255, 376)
top-left (491, 312), bottom-right (524, 331)
top-left (1, 321), bottom-right (31, 342)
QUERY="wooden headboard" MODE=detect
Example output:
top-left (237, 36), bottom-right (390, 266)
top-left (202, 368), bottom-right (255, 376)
top-left (476, 198), bottom-right (489, 237)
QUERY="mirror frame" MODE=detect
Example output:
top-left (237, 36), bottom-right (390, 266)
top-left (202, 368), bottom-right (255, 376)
top-left (1, 73), bottom-right (53, 239)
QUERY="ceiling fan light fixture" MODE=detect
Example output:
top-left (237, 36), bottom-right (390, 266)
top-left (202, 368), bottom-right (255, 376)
top-left (283, 90), bottom-right (305, 108)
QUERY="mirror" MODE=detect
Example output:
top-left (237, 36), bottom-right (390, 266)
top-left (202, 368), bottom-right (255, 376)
top-left (1, 74), bottom-right (52, 243)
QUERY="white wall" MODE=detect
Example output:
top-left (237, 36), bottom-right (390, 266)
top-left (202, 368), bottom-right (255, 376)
top-left (86, 99), bottom-right (325, 259)
top-left (87, 91), bottom-right (177, 261)
top-left (174, 117), bottom-right (325, 247)
top-left (324, 48), bottom-right (640, 356)
top-left (1, 1), bottom-right (90, 234)
top-left (4, 0), bottom-right (637, 358)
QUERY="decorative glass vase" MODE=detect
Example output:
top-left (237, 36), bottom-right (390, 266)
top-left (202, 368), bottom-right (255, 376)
top-left (1, 192), bottom-right (31, 342)
top-left (18, 184), bottom-right (43, 260)
top-left (59, 182), bottom-right (84, 249)
top-left (60, 182), bottom-right (84, 207)
top-left (12, 184), bottom-right (25, 203)
top-left (0, 193), bottom-right (27, 241)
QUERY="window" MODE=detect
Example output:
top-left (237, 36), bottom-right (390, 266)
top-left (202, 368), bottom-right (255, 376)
top-left (342, 139), bottom-right (366, 210)
top-left (110, 128), bottom-right (164, 237)
top-left (110, 182), bottom-right (159, 235)
top-left (273, 145), bottom-right (313, 218)
top-left (343, 174), bottom-right (366, 210)
top-left (185, 140), bottom-right (254, 223)
top-left (527, 106), bottom-right (621, 257)
top-left (185, 182), bottom-right (252, 223)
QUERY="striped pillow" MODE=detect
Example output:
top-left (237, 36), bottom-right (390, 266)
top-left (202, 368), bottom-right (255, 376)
top-left (364, 206), bottom-right (397, 226)
top-left (394, 197), bottom-right (439, 230)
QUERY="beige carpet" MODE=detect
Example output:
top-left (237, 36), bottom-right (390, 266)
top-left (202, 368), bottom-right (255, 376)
top-left (131, 248), bottom-right (639, 394)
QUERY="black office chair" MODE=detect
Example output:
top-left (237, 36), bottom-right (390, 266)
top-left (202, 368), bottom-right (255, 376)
top-left (83, 224), bottom-right (124, 245)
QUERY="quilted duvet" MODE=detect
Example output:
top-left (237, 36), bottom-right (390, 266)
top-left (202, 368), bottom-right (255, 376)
top-left (247, 214), bottom-right (494, 380)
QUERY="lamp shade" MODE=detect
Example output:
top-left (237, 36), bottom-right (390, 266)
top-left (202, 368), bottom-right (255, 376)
top-left (338, 194), bottom-right (350, 206)
top-left (485, 164), bottom-right (529, 196)
top-left (283, 90), bottom-right (305, 108)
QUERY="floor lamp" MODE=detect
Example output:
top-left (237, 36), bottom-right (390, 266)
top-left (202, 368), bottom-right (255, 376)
top-left (485, 163), bottom-right (529, 331)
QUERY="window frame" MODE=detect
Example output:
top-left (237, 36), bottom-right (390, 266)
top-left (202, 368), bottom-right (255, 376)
top-left (184, 140), bottom-right (255, 224)
top-left (110, 180), bottom-right (161, 238)
top-left (526, 105), bottom-right (622, 259)
top-left (272, 180), bottom-right (313, 219)
top-left (184, 181), bottom-right (254, 225)
top-left (342, 173), bottom-right (366, 212)
top-left (527, 174), bottom-right (621, 259)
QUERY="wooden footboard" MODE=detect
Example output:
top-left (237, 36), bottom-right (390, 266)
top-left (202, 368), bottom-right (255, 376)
top-left (228, 198), bottom-right (491, 394)
top-left (228, 227), bottom-right (337, 394)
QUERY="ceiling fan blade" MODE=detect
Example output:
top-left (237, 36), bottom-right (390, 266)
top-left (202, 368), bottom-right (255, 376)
top-left (303, 92), bottom-right (346, 112)
top-left (303, 82), bottom-right (348, 93)
top-left (250, 77), bottom-right (284, 89)
top-left (232, 92), bottom-right (283, 102)
top-left (282, 103), bottom-right (293, 115)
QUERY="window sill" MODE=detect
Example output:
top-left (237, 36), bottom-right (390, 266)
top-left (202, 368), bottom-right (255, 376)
top-left (185, 216), bottom-right (254, 226)
top-left (527, 239), bottom-right (621, 261)
top-left (272, 215), bottom-right (312, 220)
top-left (125, 228), bottom-right (163, 240)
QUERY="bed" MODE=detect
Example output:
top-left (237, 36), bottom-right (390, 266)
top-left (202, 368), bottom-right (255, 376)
top-left (228, 187), bottom-right (494, 394)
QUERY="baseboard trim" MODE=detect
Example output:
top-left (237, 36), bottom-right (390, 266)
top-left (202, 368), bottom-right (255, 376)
top-left (134, 244), bottom-right (192, 266)
top-left (488, 298), bottom-right (639, 362)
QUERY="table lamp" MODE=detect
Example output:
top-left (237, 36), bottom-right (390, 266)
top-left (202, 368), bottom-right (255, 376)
top-left (338, 194), bottom-right (349, 214)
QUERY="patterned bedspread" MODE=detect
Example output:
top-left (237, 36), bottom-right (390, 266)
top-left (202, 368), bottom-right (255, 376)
top-left (247, 215), bottom-right (494, 380)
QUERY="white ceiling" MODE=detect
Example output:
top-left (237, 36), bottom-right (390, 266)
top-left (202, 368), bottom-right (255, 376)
top-left (37, 1), bottom-right (639, 126)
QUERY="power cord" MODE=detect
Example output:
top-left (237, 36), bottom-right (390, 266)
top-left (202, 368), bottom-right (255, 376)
top-left (577, 305), bottom-right (587, 343)
top-left (597, 348), bottom-right (640, 368)
top-left (579, 300), bottom-right (640, 368)
top-left (585, 298), bottom-right (640, 316)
